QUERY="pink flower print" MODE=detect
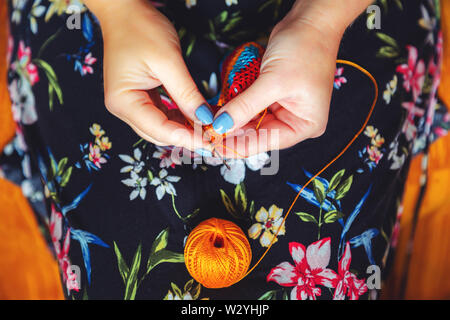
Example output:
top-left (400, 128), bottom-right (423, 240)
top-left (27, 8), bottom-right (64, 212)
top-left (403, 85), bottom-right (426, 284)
top-left (390, 205), bottom-right (403, 249)
top-left (396, 45), bottom-right (425, 102)
top-left (401, 102), bottom-right (425, 141)
top-left (161, 95), bottom-right (179, 110)
top-left (66, 269), bottom-right (80, 292)
top-left (60, 233), bottom-right (80, 293)
top-left (333, 243), bottom-right (368, 300)
top-left (366, 145), bottom-right (383, 164)
top-left (49, 205), bottom-right (79, 293)
top-left (435, 31), bottom-right (443, 64)
top-left (153, 146), bottom-right (185, 168)
top-left (88, 143), bottom-right (107, 168)
top-left (425, 32), bottom-right (443, 134)
top-left (267, 238), bottom-right (338, 300)
top-left (16, 41), bottom-right (39, 85)
top-left (334, 67), bottom-right (347, 89)
top-left (49, 204), bottom-right (63, 252)
top-left (82, 52), bottom-right (97, 75)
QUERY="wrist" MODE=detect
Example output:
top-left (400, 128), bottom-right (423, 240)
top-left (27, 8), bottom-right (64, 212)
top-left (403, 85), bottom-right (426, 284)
top-left (83, 0), bottom-right (156, 23)
top-left (289, 0), bottom-right (373, 36)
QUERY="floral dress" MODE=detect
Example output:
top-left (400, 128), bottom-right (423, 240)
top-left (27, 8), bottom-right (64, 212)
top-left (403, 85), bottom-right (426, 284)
top-left (1, 0), bottom-right (449, 300)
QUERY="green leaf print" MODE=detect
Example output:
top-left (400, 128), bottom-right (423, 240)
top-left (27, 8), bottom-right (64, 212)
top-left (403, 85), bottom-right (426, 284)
top-left (335, 175), bottom-right (353, 200)
top-left (221, 183), bottom-right (254, 219)
top-left (146, 249), bottom-right (185, 275)
top-left (220, 189), bottom-right (237, 217)
top-left (295, 212), bottom-right (319, 225)
top-left (323, 210), bottom-right (345, 224)
top-left (312, 179), bottom-right (326, 204)
top-left (114, 228), bottom-right (185, 300)
top-left (113, 242), bottom-right (129, 284)
top-left (33, 58), bottom-right (63, 110)
top-left (234, 183), bottom-right (247, 213)
top-left (60, 166), bottom-right (73, 188)
top-left (124, 244), bottom-right (142, 300)
top-left (375, 33), bottom-right (400, 59)
top-left (258, 290), bottom-right (277, 300)
top-left (328, 169), bottom-right (345, 192)
top-left (150, 228), bottom-right (169, 255)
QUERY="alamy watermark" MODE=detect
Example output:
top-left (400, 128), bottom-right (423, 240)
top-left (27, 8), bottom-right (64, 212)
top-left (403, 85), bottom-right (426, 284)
top-left (367, 5), bottom-right (382, 30)
top-left (66, 4), bottom-right (82, 30)
top-left (169, 124), bottom-right (281, 176)
top-left (366, 264), bottom-right (381, 290)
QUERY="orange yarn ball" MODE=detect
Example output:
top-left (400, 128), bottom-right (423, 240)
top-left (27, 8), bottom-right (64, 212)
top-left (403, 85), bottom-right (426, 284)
top-left (184, 218), bottom-right (252, 289)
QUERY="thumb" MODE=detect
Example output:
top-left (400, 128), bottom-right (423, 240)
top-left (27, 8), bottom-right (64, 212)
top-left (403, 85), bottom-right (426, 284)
top-left (212, 73), bottom-right (279, 134)
top-left (156, 54), bottom-right (214, 126)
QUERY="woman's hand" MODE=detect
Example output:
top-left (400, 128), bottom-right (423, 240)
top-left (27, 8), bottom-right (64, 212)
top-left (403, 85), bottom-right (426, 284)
top-left (84, 0), bottom-right (213, 151)
top-left (213, 0), bottom-right (373, 157)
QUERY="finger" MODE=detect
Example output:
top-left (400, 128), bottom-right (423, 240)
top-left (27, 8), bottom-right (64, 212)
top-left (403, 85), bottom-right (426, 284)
top-left (106, 89), bottom-right (209, 151)
top-left (211, 73), bottom-right (280, 135)
top-left (217, 108), bottom-right (321, 158)
top-left (127, 122), bottom-right (167, 146)
top-left (128, 115), bottom-right (215, 159)
top-left (154, 54), bottom-right (214, 126)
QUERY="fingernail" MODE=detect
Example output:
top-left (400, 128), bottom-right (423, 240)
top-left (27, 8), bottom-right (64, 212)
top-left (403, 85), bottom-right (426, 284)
top-left (212, 112), bottom-right (234, 134)
top-left (195, 103), bottom-right (214, 125)
top-left (195, 148), bottom-right (212, 157)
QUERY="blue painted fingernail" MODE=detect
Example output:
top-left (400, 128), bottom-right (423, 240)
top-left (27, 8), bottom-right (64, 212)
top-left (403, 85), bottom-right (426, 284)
top-left (195, 103), bottom-right (214, 125)
top-left (212, 112), bottom-right (234, 134)
top-left (195, 148), bottom-right (212, 157)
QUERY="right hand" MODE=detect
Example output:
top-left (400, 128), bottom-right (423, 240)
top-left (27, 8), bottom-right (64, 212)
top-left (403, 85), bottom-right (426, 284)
top-left (85, 0), bottom-right (213, 150)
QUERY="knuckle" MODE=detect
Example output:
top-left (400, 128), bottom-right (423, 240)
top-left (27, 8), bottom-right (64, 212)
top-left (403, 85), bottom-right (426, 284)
top-left (268, 73), bottom-right (286, 94)
top-left (104, 93), bottom-right (121, 115)
top-left (104, 88), bottom-right (129, 117)
top-left (311, 120), bottom-right (328, 138)
top-left (280, 140), bottom-right (297, 150)
top-left (236, 97), bottom-right (256, 119)
top-left (163, 133), bottom-right (178, 146)
top-left (132, 126), bottom-right (168, 147)
top-left (151, 139), bottom-right (167, 147)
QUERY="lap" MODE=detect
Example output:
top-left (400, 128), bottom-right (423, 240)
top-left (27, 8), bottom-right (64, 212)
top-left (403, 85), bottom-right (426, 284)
top-left (2, 0), bottom-right (447, 299)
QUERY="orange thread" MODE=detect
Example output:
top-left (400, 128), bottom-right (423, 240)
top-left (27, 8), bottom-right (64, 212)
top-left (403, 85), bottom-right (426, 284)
top-left (184, 218), bottom-right (252, 289)
top-left (185, 59), bottom-right (379, 289)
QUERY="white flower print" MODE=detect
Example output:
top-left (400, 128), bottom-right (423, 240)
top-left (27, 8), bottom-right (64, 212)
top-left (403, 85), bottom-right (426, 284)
top-left (245, 152), bottom-right (270, 171)
top-left (9, 78), bottom-right (38, 125)
top-left (383, 75), bottom-right (398, 105)
top-left (165, 290), bottom-right (193, 300)
top-left (202, 72), bottom-right (218, 99)
top-left (11, 0), bottom-right (27, 24)
top-left (150, 169), bottom-right (181, 200)
top-left (153, 146), bottom-right (185, 168)
top-left (185, 0), bottom-right (197, 9)
top-left (119, 148), bottom-right (145, 174)
top-left (418, 4), bottom-right (437, 45)
top-left (121, 171), bottom-right (148, 201)
top-left (388, 139), bottom-right (406, 170)
top-left (29, 0), bottom-right (46, 34)
top-left (220, 159), bottom-right (246, 185)
top-left (225, 0), bottom-right (238, 7)
top-left (219, 152), bottom-right (270, 185)
top-left (21, 179), bottom-right (44, 202)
